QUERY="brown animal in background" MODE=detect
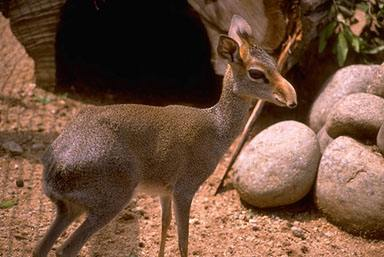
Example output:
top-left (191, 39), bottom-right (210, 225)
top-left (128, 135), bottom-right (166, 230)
top-left (33, 15), bottom-right (296, 257)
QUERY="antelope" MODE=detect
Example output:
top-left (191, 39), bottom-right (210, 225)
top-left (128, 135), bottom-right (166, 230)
top-left (33, 15), bottom-right (296, 257)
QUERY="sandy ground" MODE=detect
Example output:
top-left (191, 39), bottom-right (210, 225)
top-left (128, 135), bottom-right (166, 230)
top-left (1, 14), bottom-right (384, 257)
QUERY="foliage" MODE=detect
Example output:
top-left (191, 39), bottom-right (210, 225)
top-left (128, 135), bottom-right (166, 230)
top-left (319, 0), bottom-right (384, 66)
top-left (33, 95), bottom-right (52, 105)
top-left (0, 199), bottom-right (18, 209)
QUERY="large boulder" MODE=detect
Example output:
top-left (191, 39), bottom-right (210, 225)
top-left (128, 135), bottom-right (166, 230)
top-left (309, 65), bottom-right (384, 132)
top-left (233, 121), bottom-right (321, 208)
top-left (325, 93), bottom-right (384, 141)
top-left (378, 123), bottom-right (384, 154)
top-left (316, 136), bottom-right (384, 237)
top-left (367, 63), bottom-right (384, 97)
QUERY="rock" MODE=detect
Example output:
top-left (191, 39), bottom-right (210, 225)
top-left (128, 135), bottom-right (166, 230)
top-left (16, 179), bottom-right (24, 188)
top-left (317, 126), bottom-right (333, 154)
top-left (31, 143), bottom-right (46, 151)
top-left (233, 121), bottom-right (321, 208)
top-left (325, 93), bottom-right (384, 140)
top-left (309, 64), bottom-right (383, 132)
top-left (367, 64), bottom-right (384, 97)
top-left (132, 207), bottom-right (145, 216)
top-left (322, 231), bottom-right (334, 238)
top-left (189, 218), bottom-right (200, 225)
top-left (192, 250), bottom-right (201, 256)
top-left (2, 141), bottom-right (23, 154)
top-left (316, 136), bottom-right (384, 237)
top-left (291, 226), bottom-right (306, 239)
top-left (14, 234), bottom-right (27, 241)
top-left (301, 245), bottom-right (309, 254)
top-left (378, 123), bottom-right (384, 154)
top-left (119, 212), bottom-right (135, 222)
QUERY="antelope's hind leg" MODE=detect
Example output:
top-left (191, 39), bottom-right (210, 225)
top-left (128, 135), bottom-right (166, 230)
top-left (55, 191), bottom-right (135, 257)
top-left (33, 200), bottom-right (83, 257)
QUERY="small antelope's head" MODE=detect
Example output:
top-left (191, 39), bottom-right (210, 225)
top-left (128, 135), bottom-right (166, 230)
top-left (217, 15), bottom-right (297, 108)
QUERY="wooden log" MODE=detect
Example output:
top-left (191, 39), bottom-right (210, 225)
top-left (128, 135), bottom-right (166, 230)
top-left (7, 0), bottom-right (65, 90)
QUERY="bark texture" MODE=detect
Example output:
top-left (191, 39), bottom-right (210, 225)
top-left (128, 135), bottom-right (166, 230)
top-left (7, 0), bottom-right (65, 89)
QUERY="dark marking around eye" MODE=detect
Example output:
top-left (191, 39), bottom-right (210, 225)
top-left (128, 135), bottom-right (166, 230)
top-left (248, 69), bottom-right (269, 84)
top-left (248, 69), bottom-right (262, 78)
top-left (248, 69), bottom-right (264, 79)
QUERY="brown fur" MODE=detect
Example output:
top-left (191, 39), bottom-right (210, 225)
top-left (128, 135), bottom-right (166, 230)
top-left (32, 15), bottom-right (296, 257)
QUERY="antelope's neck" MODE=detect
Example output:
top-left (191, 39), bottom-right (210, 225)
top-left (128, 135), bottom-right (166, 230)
top-left (210, 66), bottom-right (252, 144)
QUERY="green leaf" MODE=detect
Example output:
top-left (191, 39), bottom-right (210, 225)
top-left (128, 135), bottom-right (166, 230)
top-left (58, 93), bottom-right (68, 99)
top-left (338, 0), bottom-right (354, 8)
top-left (344, 26), bottom-right (353, 42)
top-left (33, 96), bottom-right (52, 105)
top-left (329, 4), bottom-right (337, 17)
top-left (336, 13), bottom-right (346, 24)
top-left (338, 5), bottom-right (353, 17)
top-left (351, 37), bottom-right (361, 52)
top-left (343, 27), bottom-right (361, 53)
top-left (319, 21), bottom-right (337, 53)
top-left (361, 45), bottom-right (384, 54)
top-left (332, 40), bottom-right (337, 55)
top-left (336, 32), bottom-right (349, 66)
top-left (356, 2), bottom-right (369, 12)
top-left (0, 199), bottom-right (18, 209)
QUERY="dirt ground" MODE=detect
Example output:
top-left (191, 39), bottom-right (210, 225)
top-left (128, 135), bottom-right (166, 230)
top-left (1, 15), bottom-right (384, 257)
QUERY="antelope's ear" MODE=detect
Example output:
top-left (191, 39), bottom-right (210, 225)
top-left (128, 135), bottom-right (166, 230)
top-left (228, 14), bottom-right (252, 46)
top-left (217, 35), bottom-right (240, 63)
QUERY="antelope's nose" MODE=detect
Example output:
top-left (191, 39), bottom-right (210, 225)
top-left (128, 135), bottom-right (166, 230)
top-left (275, 76), bottom-right (297, 109)
top-left (272, 90), bottom-right (297, 108)
top-left (287, 101), bottom-right (297, 109)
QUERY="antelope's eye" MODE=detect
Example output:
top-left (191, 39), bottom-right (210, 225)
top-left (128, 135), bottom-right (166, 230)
top-left (248, 69), bottom-right (265, 80)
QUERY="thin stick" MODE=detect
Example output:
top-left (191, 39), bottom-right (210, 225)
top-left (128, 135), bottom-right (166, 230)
top-left (214, 23), bottom-right (302, 196)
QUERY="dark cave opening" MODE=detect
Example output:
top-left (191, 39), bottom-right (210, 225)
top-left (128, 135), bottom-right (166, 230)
top-left (55, 0), bottom-right (221, 106)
